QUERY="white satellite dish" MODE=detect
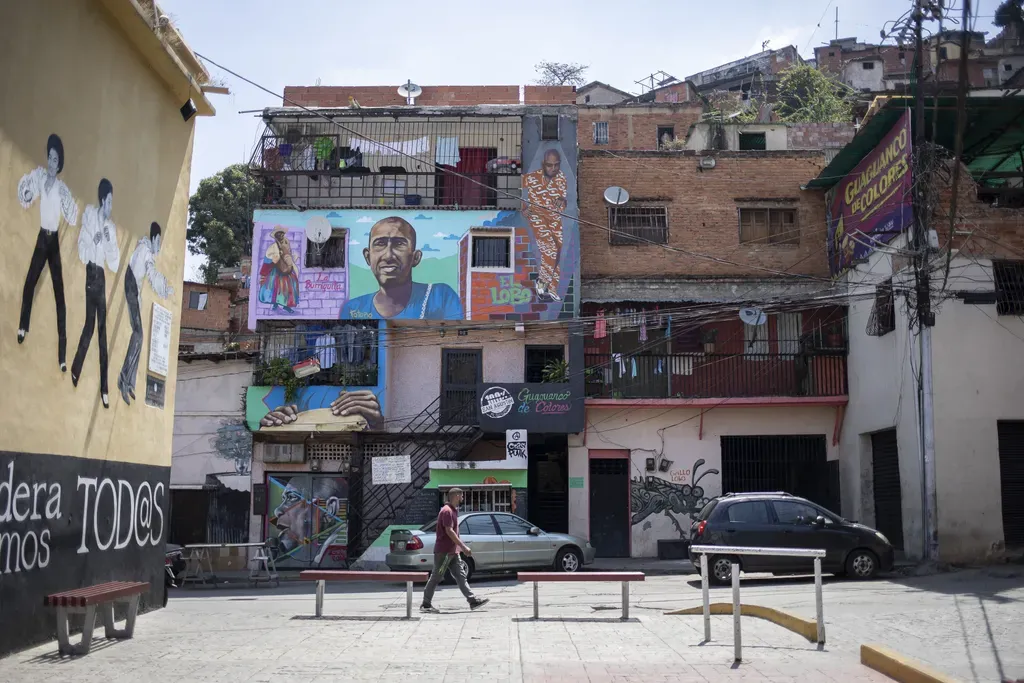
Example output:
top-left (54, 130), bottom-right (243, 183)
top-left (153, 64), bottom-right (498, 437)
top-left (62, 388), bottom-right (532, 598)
top-left (603, 186), bottom-right (630, 205)
top-left (305, 216), bottom-right (331, 245)
top-left (739, 307), bottom-right (767, 326)
top-left (397, 80), bottom-right (423, 105)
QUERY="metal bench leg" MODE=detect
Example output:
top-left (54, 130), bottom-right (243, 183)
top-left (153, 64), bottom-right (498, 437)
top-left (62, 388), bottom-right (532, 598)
top-left (406, 581), bottom-right (413, 619)
top-left (56, 606), bottom-right (96, 656)
top-left (732, 562), bottom-right (742, 662)
top-left (701, 554), bottom-right (711, 642)
top-left (621, 581), bottom-right (629, 620)
top-left (533, 581), bottom-right (539, 619)
top-left (315, 580), bottom-right (324, 618)
top-left (102, 595), bottom-right (140, 639)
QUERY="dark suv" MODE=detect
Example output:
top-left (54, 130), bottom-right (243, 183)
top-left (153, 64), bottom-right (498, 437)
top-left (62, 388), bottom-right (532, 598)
top-left (688, 492), bottom-right (895, 585)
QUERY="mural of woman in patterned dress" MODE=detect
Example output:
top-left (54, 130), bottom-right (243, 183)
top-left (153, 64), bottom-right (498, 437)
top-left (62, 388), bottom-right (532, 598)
top-left (258, 226), bottom-right (300, 312)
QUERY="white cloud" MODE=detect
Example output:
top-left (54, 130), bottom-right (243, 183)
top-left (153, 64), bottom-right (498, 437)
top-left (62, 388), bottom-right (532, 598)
top-left (349, 239), bottom-right (360, 245)
top-left (356, 216), bottom-right (374, 223)
top-left (433, 232), bottom-right (447, 238)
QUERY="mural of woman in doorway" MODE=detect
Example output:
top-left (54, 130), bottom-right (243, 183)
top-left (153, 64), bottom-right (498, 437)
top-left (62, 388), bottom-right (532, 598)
top-left (258, 226), bottom-right (300, 312)
top-left (16, 133), bottom-right (79, 372)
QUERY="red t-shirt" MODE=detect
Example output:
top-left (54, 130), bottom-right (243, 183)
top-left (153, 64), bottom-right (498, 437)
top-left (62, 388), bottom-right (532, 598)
top-left (434, 504), bottom-right (459, 555)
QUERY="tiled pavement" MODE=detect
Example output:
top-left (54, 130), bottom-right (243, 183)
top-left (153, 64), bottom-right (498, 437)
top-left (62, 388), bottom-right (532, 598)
top-left (2, 568), bottom-right (1021, 682)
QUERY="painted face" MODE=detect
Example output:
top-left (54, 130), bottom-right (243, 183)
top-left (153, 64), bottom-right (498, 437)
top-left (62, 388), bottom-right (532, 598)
top-left (270, 484), bottom-right (309, 554)
top-left (47, 148), bottom-right (60, 178)
top-left (276, 234), bottom-right (291, 255)
top-left (543, 152), bottom-right (560, 179)
top-left (364, 220), bottom-right (420, 286)
top-left (100, 193), bottom-right (113, 221)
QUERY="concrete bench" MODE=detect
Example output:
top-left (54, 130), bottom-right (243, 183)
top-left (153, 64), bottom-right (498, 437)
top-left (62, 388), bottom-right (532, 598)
top-left (299, 570), bottom-right (430, 619)
top-left (517, 571), bottom-right (646, 620)
top-left (44, 581), bottom-right (149, 655)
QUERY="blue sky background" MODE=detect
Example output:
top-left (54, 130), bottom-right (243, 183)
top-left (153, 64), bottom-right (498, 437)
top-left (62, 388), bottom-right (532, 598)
top-left (161, 0), bottom-right (1003, 280)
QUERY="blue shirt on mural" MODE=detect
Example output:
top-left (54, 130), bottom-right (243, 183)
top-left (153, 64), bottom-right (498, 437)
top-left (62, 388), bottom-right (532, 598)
top-left (339, 282), bottom-right (463, 320)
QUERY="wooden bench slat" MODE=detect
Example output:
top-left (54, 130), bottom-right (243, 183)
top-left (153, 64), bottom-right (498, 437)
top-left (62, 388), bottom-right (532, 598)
top-left (44, 581), bottom-right (149, 607)
top-left (299, 570), bottom-right (429, 582)
top-left (517, 572), bottom-right (645, 582)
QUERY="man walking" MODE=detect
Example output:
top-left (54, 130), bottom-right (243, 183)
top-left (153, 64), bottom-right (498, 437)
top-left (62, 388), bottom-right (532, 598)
top-left (421, 488), bottom-right (488, 613)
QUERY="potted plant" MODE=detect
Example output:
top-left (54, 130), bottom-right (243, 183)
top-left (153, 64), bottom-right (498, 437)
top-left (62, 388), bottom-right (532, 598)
top-left (701, 328), bottom-right (719, 354)
top-left (257, 356), bottom-right (303, 402)
top-left (541, 359), bottom-right (570, 384)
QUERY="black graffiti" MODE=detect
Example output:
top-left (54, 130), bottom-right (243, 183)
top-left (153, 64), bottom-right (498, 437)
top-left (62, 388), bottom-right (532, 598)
top-left (630, 459), bottom-right (720, 534)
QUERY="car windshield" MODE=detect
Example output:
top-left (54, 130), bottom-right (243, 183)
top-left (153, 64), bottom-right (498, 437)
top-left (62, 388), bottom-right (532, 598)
top-left (696, 499), bottom-right (718, 521)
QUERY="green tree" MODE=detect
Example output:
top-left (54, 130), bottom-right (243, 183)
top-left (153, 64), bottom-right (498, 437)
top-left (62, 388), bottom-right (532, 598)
top-left (995, 0), bottom-right (1024, 45)
top-left (773, 64), bottom-right (855, 124)
top-left (187, 163), bottom-right (260, 283)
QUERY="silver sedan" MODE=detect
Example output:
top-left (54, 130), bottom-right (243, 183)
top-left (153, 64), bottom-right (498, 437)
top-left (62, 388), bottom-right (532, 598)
top-left (385, 512), bottom-right (596, 580)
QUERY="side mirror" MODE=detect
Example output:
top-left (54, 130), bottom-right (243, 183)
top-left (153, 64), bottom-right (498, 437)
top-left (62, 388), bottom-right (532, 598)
top-left (529, 527), bottom-right (541, 535)
top-left (814, 515), bottom-right (827, 527)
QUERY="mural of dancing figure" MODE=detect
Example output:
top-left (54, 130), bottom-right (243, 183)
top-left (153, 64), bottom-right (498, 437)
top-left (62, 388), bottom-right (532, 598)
top-left (71, 179), bottom-right (120, 408)
top-left (258, 226), bottom-right (300, 312)
top-left (118, 222), bottom-right (174, 406)
top-left (16, 133), bottom-right (79, 371)
top-left (522, 149), bottom-right (567, 302)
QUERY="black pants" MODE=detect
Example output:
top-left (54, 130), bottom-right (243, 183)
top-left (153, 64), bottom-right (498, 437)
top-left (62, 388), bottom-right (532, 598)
top-left (118, 267), bottom-right (142, 398)
top-left (72, 263), bottom-right (109, 395)
top-left (20, 228), bottom-right (66, 365)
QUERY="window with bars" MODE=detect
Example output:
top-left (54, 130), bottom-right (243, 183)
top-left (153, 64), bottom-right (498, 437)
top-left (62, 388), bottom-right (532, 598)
top-left (994, 260), bottom-right (1024, 315)
top-left (609, 206), bottom-right (668, 245)
top-left (525, 345), bottom-right (564, 383)
top-left (542, 115), bottom-right (560, 140)
top-left (305, 230), bottom-right (346, 268)
top-left (738, 207), bottom-right (799, 245)
top-left (738, 132), bottom-right (767, 151)
top-left (471, 234), bottom-right (512, 269)
top-left (593, 121), bottom-right (609, 145)
top-left (447, 488), bottom-right (513, 513)
top-left (867, 280), bottom-right (896, 336)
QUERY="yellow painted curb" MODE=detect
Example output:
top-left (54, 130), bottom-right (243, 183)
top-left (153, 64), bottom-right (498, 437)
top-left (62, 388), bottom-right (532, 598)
top-left (665, 602), bottom-right (817, 642)
top-left (860, 644), bottom-right (961, 683)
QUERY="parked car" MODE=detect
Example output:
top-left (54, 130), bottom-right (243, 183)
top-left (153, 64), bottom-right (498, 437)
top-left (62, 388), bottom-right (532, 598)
top-left (688, 492), bottom-right (894, 585)
top-left (386, 512), bottom-right (596, 580)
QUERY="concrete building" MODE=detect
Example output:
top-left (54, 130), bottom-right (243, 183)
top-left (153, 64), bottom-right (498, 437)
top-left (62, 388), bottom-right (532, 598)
top-left (810, 95), bottom-right (1024, 563)
top-left (243, 85), bottom-right (585, 571)
top-left (685, 46), bottom-right (802, 101)
top-left (576, 81), bottom-right (632, 106)
top-left (571, 100), bottom-right (847, 559)
top-left (0, 0), bottom-right (214, 655)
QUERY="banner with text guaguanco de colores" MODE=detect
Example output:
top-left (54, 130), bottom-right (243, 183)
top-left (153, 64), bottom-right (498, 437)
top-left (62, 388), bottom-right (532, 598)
top-left (826, 110), bottom-right (913, 278)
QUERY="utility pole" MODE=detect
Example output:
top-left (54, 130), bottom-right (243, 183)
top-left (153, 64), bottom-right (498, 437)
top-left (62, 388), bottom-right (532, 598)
top-left (836, 7), bottom-right (840, 41)
top-left (911, 0), bottom-right (938, 564)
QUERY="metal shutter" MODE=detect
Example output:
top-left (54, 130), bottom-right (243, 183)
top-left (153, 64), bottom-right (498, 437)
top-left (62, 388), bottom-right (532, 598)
top-left (997, 421), bottom-right (1024, 548)
top-left (871, 429), bottom-right (905, 551)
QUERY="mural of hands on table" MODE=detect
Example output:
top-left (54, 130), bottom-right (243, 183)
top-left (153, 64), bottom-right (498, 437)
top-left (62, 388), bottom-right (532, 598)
top-left (258, 389), bottom-right (383, 431)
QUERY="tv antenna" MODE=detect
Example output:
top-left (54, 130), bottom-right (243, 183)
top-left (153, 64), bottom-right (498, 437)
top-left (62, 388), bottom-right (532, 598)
top-left (634, 70), bottom-right (678, 94)
top-left (739, 307), bottom-right (767, 326)
top-left (305, 215), bottom-right (331, 258)
top-left (397, 80), bottom-right (423, 105)
top-left (603, 186), bottom-right (630, 205)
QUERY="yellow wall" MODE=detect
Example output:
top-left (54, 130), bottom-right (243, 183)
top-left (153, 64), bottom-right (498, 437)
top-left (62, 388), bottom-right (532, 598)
top-left (0, 0), bottom-right (196, 467)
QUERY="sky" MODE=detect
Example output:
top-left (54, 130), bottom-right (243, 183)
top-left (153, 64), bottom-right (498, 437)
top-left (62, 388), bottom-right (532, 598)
top-left (160, 0), bottom-right (1002, 280)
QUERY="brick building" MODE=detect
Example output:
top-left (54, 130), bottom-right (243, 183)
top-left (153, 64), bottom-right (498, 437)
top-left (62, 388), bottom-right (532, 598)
top-left (570, 106), bottom-right (849, 559)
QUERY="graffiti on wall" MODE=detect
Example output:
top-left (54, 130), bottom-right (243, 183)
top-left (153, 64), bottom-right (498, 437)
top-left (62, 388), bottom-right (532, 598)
top-left (213, 420), bottom-right (252, 475)
top-left (266, 474), bottom-right (348, 567)
top-left (631, 459), bottom-right (719, 536)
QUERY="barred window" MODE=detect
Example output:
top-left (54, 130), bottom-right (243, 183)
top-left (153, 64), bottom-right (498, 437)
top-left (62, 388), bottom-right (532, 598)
top-left (994, 260), bottom-right (1024, 316)
top-left (471, 235), bottom-right (512, 269)
top-left (306, 230), bottom-right (346, 268)
top-left (867, 280), bottom-right (896, 336)
top-left (443, 486), bottom-right (513, 513)
top-left (593, 121), bottom-right (609, 145)
top-left (609, 206), bottom-right (668, 245)
top-left (739, 208), bottom-right (799, 245)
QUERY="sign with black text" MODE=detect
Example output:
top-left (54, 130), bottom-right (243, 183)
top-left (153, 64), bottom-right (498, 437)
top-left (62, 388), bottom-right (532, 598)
top-left (505, 430), bottom-right (528, 463)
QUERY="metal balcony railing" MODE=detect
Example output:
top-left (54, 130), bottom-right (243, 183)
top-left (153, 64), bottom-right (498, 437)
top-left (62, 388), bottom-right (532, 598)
top-left (252, 326), bottom-right (379, 388)
top-left (584, 350), bottom-right (847, 399)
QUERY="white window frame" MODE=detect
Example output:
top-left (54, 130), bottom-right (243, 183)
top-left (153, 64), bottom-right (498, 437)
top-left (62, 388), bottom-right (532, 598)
top-left (469, 230), bottom-right (514, 273)
top-left (441, 485), bottom-right (513, 513)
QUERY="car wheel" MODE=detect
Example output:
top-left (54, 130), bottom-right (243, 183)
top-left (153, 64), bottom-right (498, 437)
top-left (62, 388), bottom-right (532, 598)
top-left (710, 556), bottom-right (737, 585)
top-left (845, 549), bottom-right (878, 580)
top-left (555, 547), bottom-right (583, 573)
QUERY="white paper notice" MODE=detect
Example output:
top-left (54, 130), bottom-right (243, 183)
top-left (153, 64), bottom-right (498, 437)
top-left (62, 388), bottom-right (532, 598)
top-left (148, 303), bottom-right (173, 377)
top-left (372, 455), bottom-right (412, 485)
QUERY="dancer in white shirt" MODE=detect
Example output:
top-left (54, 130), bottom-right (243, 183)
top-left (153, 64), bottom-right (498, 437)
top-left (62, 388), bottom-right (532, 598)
top-left (71, 179), bottom-right (120, 408)
top-left (118, 222), bottom-right (173, 406)
top-left (17, 134), bottom-right (79, 371)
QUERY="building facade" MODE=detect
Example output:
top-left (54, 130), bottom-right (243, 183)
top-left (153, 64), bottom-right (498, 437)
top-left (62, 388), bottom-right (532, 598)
top-left (242, 87), bottom-right (586, 571)
top-left (0, 0), bottom-right (213, 654)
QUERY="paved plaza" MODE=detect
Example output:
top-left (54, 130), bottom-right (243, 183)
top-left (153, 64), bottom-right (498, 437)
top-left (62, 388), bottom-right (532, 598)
top-left (1, 568), bottom-right (1021, 682)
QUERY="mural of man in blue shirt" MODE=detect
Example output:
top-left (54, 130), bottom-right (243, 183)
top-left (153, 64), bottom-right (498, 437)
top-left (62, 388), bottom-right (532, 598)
top-left (340, 216), bottom-right (462, 320)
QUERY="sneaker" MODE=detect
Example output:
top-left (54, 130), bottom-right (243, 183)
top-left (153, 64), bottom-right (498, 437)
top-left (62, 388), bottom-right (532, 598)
top-left (420, 603), bottom-right (439, 613)
top-left (468, 598), bottom-right (489, 610)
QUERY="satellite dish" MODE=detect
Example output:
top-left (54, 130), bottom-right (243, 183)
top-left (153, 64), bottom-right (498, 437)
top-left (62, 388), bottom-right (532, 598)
top-left (305, 216), bottom-right (331, 245)
top-left (739, 307), bottom-right (767, 326)
top-left (603, 186), bottom-right (630, 205)
top-left (397, 80), bottom-right (423, 104)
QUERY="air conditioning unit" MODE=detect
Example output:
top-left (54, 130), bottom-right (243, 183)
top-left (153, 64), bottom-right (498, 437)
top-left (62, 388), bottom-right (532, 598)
top-left (263, 443), bottom-right (304, 463)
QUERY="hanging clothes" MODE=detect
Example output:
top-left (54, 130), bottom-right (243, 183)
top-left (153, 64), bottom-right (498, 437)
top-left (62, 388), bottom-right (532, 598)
top-left (639, 312), bottom-right (648, 342)
top-left (665, 314), bottom-right (672, 338)
top-left (435, 136), bottom-right (461, 166)
top-left (612, 353), bottom-right (625, 377)
top-left (594, 310), bottom-right (607, 339)
top-left (314, 334), bottom-right (337, 369)
top-left (630, 358), bottom-right (637, 378)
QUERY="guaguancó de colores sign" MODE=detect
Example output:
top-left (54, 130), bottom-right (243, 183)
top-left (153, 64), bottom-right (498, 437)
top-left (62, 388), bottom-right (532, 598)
top-left (477, 383), bottom-right (583, 433)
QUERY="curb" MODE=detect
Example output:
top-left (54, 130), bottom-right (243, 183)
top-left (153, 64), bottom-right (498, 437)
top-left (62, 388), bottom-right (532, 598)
top-left (860, 644), bottom-right (961, 683)
top-left (665, 602), bottom-right (818, 642)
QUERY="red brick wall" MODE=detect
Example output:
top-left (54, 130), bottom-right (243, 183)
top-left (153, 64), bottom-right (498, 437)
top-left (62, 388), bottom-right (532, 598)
top-left (283, 85), bottom-right (576, 108)
top-left (579, 151), bottom-right (831, 279)
top-left (180, 283), bottom-right (232, 333)
top-left (940, 161), bottom-right (1024, 260)
top-left (462, 227), bottom-right (551, 321)
top-left (652, 82), bottom-right (696, 103)
top-left (815, 45), bottom-right (919, 79)
top-left (578, 104), bottom-right (704, 151)
top-left (786, 123), bottom-right (857, 149)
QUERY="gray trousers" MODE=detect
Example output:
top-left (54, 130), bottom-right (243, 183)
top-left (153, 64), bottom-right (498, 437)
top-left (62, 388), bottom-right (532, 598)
top-left (422, 551), bottom-right (475, 605)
